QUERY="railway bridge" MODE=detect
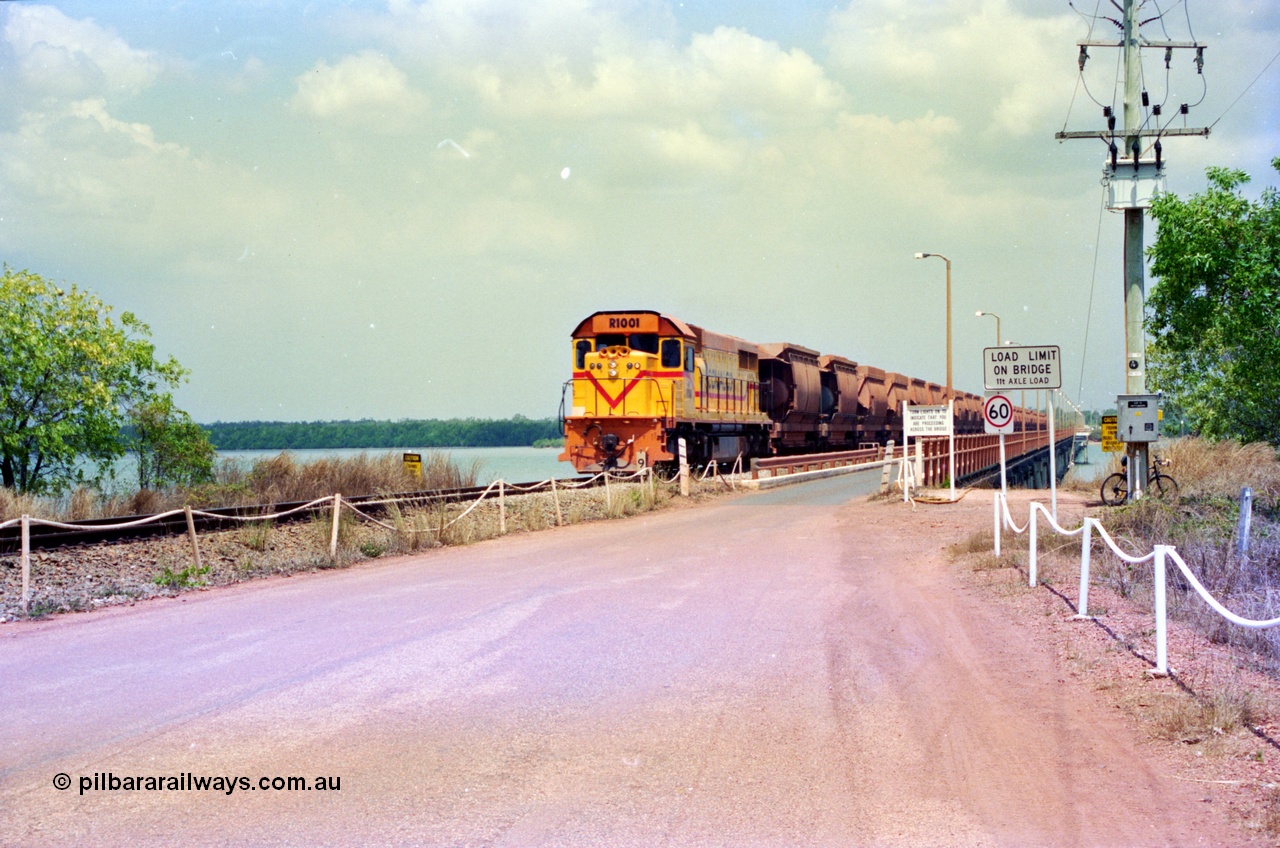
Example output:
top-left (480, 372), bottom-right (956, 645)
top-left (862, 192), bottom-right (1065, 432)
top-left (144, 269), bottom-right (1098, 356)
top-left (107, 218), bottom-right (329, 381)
top-left (748, 429), bottom-right (1077, 491)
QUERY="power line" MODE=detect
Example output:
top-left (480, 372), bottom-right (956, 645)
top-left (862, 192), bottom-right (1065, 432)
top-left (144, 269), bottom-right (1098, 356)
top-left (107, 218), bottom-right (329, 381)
top-left (1077, 184), bottom-right (1109, 405)
top-left (1208, 46), bottom-right (1280, 131)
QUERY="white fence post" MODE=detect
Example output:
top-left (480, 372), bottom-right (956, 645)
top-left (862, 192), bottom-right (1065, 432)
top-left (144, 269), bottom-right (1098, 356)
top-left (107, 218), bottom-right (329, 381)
top-left (1029, 504), bottom-right (1038, 587)
top-left (993, 492), bottom-right (1001, 557)
top-left (1154, 545), bottom-right (1170, 676)
top-left (499, 480), bottom-right (507, 534)
top-left (20, 514), bottom-right (30, 614)
top-left (329, 494), bottom-right (342, 558)
top-left (184, 506), bottom-right (203, 572)
top-left (1075, 518), bottom-right (1093, 619)
top-left (551, 477), bottom-right (564, 526)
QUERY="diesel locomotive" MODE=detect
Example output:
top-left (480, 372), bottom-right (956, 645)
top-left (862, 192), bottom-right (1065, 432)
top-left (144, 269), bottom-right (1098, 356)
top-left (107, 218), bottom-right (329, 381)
top-left (559, 310), bottom-right (1045, 474)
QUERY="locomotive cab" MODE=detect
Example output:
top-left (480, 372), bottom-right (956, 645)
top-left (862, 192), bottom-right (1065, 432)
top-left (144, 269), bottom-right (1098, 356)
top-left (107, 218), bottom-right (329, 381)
top-left (560, 312), bottom-right (696, 473)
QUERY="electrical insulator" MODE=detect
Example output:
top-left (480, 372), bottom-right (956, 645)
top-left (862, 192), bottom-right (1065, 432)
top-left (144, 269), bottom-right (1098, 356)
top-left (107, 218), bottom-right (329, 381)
top-left (1195, 46), bottom-right (1204, 74)
top-left (1154, 140), bottom-right (1162, 171)
top-left (1141, 91), bottom-right (1149, 108)
top-left (1078, 45), bottom-right (1089, 71)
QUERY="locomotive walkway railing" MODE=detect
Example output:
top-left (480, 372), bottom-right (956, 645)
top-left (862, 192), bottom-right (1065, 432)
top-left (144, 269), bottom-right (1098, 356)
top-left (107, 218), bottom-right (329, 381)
top-left (994, 492), bottom-right (1280, 676)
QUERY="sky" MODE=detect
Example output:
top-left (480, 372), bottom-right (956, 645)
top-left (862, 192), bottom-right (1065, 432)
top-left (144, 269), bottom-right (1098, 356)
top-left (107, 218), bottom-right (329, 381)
top-left (1, 0), bottom-right (1276, 423)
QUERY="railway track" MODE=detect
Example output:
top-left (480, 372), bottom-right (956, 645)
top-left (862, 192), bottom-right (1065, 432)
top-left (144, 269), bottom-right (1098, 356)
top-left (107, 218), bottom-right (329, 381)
top-left (0, 477), bottom-right (597, 555)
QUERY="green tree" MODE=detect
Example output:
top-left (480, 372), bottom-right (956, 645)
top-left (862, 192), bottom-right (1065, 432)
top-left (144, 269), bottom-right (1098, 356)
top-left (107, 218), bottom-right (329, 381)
top-left (0, 266), bottom-right (188, 493)
top-left (129, 396), bottom-right (216, 490)
top-left (1145, 158), bottom-right (1280, 445)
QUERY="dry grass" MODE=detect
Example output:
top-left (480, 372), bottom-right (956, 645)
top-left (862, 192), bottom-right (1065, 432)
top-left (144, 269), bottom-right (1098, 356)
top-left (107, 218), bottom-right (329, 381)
top-left (1162, 438), bottom-right (1280, 503)
top-left (0, 450), bottom-right (481, 522)
top-left (1085, 438), bottom-right (1280, 671)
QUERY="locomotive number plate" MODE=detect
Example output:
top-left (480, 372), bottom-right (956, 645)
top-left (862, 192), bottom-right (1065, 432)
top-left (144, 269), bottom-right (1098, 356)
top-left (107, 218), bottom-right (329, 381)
top-left (592, 313), bottom-right (659, 333)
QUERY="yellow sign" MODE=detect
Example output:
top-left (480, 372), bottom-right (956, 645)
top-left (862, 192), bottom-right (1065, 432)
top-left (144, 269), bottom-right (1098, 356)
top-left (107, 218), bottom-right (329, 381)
top-left (402, 452), bottom-right (423, 477)
top-left (1100, 415), bottom-right (1122, 453)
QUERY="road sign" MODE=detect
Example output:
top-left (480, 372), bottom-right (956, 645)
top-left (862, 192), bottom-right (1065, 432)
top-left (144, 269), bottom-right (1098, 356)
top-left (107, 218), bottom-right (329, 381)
top-left (1100, 415), bottom-right (1122, 453)
top-left (982, 345), bottom-right (1062, 391)
top-left (904, 404), bottom-right (953, 436)
top-left (984, 393), bottom-right (1015, 435)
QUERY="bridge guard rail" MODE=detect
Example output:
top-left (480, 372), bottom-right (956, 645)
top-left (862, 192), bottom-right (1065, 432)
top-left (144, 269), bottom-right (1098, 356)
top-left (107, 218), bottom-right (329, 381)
top-left (916, 430), bottom-right (1072, 487)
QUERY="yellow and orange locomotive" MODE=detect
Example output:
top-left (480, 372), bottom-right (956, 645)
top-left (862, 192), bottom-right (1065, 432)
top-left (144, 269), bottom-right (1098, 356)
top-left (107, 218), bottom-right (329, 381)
top-left (559, 310), bottom-right (1039, 474)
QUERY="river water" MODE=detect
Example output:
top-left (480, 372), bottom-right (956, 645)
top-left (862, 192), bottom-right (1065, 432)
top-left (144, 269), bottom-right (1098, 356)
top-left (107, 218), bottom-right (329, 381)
top-left (99, 446), bottom-right (573, 491)
top-left (220, 446), bottom-right (573, 486)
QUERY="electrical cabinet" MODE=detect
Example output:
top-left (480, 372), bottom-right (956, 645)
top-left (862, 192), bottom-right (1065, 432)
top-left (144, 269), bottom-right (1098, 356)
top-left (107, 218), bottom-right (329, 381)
top-left (1116, 394), bottom-right (1160, 442)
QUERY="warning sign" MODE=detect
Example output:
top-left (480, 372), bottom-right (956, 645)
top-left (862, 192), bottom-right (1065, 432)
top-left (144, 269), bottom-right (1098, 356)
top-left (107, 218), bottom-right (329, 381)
top-left (904, 404), bottom-right (953, 437)
top-left (1099, 415), bottom-right (1122, 453)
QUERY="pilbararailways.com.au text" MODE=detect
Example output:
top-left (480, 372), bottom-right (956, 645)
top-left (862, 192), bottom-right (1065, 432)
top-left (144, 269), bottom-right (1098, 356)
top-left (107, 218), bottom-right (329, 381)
top-left (55, 772), bottom-right (341, 796)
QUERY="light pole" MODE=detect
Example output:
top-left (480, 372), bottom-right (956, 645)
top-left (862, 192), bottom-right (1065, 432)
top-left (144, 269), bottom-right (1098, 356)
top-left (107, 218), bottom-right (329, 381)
top-left (914, 252), bottom-right (952, 400)
top-left (975, 310), bottom-right (1001, 346)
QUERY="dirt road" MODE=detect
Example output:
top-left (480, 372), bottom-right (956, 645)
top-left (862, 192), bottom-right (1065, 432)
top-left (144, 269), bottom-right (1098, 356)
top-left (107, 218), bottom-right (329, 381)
top-left (0, 472), bottom-right (1261, 846)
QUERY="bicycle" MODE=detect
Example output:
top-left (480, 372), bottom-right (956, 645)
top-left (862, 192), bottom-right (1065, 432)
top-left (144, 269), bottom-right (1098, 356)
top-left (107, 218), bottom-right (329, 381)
top-left (1100, 455), bottom-right (1178, 506)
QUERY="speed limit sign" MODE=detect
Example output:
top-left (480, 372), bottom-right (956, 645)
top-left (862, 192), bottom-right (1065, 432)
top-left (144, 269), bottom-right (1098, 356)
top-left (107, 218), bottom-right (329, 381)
top-left (984, 393), bottom-right (1015, 434)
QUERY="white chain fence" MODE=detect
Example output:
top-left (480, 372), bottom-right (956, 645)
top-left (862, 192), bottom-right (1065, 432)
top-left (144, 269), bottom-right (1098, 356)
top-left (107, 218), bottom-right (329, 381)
top-left (1, 467), bottom-right (688, 615)
top-left (994, 492), bottom-right (1280, 675)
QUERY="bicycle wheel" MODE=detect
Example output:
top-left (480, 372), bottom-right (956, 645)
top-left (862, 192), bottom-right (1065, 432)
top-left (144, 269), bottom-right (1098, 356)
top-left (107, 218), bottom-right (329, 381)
top-left (1150, 472), bottom-right (1179, 502)
top-left (1100, 472), bottom-right (1128, 506)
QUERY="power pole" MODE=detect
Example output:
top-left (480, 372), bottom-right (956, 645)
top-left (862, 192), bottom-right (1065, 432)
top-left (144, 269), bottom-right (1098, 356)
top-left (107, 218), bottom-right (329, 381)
top-left (1055, 0), bottom-right (1209, 501)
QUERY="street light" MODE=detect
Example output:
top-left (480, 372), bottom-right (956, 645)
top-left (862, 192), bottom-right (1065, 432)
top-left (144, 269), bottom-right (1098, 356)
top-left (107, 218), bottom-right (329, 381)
top-left (914, 252), bottom-right (952, 400)
top-left (975, 310), bottom-right (1001, 346)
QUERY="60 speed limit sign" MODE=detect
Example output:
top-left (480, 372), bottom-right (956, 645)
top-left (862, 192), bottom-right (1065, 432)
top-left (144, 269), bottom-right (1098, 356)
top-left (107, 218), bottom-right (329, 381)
top-left (984, 393), bottom-right (1015, 435)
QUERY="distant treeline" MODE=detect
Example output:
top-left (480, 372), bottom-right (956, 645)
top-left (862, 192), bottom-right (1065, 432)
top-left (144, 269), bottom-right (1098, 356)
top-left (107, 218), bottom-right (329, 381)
top-left (202, 417), bottom-right (561, 451)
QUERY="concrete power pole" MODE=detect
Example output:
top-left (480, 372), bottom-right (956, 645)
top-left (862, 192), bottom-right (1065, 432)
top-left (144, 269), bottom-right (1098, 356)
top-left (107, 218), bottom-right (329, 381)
top-left (1056, 0), bottom-right (1208, 501)
top-left (1121, 0), bottom-right (1149, 494)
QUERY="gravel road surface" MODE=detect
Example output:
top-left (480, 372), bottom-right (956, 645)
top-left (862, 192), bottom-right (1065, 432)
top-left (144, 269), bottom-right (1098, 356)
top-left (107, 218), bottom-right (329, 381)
top-left (0, 470), bottom-right (1258, 846)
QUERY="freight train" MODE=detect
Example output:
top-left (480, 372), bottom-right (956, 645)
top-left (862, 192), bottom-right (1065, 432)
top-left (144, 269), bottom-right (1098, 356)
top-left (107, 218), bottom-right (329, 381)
top-left (558, 310), bottom-right (1045, 473)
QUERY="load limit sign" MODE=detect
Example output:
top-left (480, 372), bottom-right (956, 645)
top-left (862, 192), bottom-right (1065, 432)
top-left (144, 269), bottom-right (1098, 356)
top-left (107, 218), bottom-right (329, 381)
top-left (984, 394), bottom-right (1015, 435)
top-left (983, 345), bottom-right (1062, 391)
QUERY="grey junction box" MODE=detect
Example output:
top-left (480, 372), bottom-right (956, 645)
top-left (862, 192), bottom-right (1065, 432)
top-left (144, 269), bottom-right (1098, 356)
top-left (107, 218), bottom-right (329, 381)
top-left (1117, 394), bottom-right (1161, 442)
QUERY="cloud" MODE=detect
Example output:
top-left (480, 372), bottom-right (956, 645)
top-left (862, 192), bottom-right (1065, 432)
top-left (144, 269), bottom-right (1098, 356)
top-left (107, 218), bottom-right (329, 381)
top-left (0, 98), bottom-right (291, 268)
top-left (826, 0), bottom-right (1077, 137)
top-left (469, 25), bottom-right (845, 126)
top-left (3, 5), bottom-right (159, 94)
top-left (290, 51), bottom-right (426, 124)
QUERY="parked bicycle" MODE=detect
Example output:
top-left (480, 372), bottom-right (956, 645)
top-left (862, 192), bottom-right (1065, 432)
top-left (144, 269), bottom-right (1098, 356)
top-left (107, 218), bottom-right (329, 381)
top-left (1100, 455), bottom-right (1178, 506)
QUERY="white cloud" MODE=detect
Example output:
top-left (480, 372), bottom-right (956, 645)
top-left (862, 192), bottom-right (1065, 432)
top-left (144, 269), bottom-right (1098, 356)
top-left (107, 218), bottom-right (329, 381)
top-left (3, 5), bottom-right (159, 94)
top-left (649, 121), bottom-right (745, 173)
top-left (290, 51), bottom-right (426, 123)
top-left (0, 99), bottom-right (289, 264)
top-left (826, 0), bottom-right (1078, 137)
top-left (470, 26), bottom-right (845, 126)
